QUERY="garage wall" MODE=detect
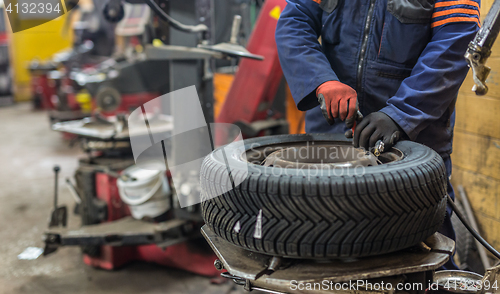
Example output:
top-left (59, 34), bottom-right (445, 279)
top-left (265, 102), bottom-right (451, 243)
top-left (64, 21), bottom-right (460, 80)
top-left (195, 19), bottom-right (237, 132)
top-left (451, 0), bottom-right (500, 250)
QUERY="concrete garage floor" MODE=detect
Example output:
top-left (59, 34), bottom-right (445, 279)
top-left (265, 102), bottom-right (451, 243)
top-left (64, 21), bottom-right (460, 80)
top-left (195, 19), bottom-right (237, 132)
top-left (0, 103), bottom-right (240, 294)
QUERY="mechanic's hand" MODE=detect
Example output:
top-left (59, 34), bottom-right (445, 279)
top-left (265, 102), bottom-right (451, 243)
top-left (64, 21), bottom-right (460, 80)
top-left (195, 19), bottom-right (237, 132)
top-left (353, 112), bottom-right (404, 151)
top-left (316, 81), bottom-right (358, 121)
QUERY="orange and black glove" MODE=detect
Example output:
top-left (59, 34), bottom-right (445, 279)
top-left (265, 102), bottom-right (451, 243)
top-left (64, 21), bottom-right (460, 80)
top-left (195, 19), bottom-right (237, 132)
top-left (316, 81), bottom-right (362, 136)
top-left (316, 80), bottom-right (358, 121)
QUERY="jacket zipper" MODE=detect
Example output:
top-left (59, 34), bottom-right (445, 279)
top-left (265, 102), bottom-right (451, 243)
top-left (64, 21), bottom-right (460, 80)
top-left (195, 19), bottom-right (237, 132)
top-left (356, 0), bottom-right (377, 93)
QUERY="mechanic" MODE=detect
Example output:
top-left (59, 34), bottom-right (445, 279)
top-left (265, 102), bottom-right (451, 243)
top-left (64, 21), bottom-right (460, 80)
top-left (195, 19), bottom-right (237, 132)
top-left (275, 0), bottom-right (480, 269)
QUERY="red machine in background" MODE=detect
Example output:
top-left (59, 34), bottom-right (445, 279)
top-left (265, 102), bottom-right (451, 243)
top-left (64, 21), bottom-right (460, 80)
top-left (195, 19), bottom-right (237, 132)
top-left (217, 0), bottom-right (286, 130)
top-left (30, 1), bottom-right (164, 127)
top-left (81, 169), bottom-right (217, 275)
top-left (42, 0), bottom-right (217, 275)
top-left (46, 113), bottom-right (218, 276)
top-left (30, 0), bottom-right (114, 114)
top-left (212, 0), bottom-right (291, 147)
top-left (42, 0), bottom-right (288, 277)
top-left (29, 61), bottom-right (58, 110)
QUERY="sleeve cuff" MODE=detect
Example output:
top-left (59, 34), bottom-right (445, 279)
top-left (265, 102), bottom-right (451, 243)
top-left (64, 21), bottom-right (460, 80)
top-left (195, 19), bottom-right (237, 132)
top-left (295, 75), bottom-right (338, 111)
top-left (379, 105), bottom-right (417, 141)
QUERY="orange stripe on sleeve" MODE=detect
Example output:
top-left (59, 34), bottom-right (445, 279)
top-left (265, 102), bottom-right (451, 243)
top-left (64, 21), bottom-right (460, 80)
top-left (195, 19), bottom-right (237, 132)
top-left (432, 8), bottom-right (479, 18)
top-left (311, 0), bottom-right (321, 3)
top-left (434, 1), bottom-right (480, 9)
top-left (431, 16), bottom-right (480, 28)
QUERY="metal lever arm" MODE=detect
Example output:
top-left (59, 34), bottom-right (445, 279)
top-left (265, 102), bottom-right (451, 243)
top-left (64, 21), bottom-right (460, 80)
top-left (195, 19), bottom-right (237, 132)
top-left (230, 15), bottom-right (242, 44)
top-left (465, 0), bottom-right (500, 95)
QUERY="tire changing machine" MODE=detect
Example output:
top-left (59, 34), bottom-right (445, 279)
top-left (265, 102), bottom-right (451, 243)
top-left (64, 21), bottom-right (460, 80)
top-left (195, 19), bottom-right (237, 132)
top-left (42, 0), bottom-right (265, 276)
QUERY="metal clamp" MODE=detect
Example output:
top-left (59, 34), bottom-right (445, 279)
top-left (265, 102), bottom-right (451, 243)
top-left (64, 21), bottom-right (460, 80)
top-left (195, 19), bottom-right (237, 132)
top-left (465, 45), bottom-right (491, 96)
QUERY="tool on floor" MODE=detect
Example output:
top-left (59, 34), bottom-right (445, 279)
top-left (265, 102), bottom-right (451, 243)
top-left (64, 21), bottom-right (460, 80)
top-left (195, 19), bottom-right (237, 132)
top-left (48, 165), bottom-right (67, 228)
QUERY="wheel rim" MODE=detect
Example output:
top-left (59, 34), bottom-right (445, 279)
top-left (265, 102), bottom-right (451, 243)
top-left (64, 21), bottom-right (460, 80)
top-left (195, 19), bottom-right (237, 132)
top-left (244, 141), bottom-right (404, 168)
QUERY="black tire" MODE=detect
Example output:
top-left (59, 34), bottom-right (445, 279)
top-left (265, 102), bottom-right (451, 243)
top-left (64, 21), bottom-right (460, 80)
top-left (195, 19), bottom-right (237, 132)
top-left (200, 134), bottom-right (448, 258)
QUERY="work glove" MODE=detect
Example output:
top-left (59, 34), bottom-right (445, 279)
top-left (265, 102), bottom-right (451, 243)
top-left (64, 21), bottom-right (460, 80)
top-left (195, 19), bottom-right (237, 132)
top-left (316, 81), bottom-right (358, 122)
top-left (353, 111), bottom-right (404, 152)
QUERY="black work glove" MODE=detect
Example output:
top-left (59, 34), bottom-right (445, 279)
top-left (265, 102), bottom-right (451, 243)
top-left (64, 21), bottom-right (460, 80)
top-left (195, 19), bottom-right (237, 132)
top-left (353, 112), bottom-right (405, 151)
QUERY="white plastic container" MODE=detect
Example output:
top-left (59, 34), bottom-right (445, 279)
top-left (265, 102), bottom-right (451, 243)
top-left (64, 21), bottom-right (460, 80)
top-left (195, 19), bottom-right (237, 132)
top-left (117, 165), bottom-right (171, 219)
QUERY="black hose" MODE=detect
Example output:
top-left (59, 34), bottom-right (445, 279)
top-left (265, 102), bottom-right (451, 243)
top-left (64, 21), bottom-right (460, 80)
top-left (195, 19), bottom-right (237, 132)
top-left (447, 194), bottom-right (500, 260)
top-left (144, 0), bottom-right (208, 34)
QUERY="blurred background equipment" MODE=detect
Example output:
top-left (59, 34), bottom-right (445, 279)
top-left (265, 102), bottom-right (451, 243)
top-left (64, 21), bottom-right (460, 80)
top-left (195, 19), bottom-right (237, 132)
top-left (41, 0), bottom-right (214, 273)
top-left (0, 1), bottom-right (13, 106)
top-left (40, 0), bottom-right (274, 276)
